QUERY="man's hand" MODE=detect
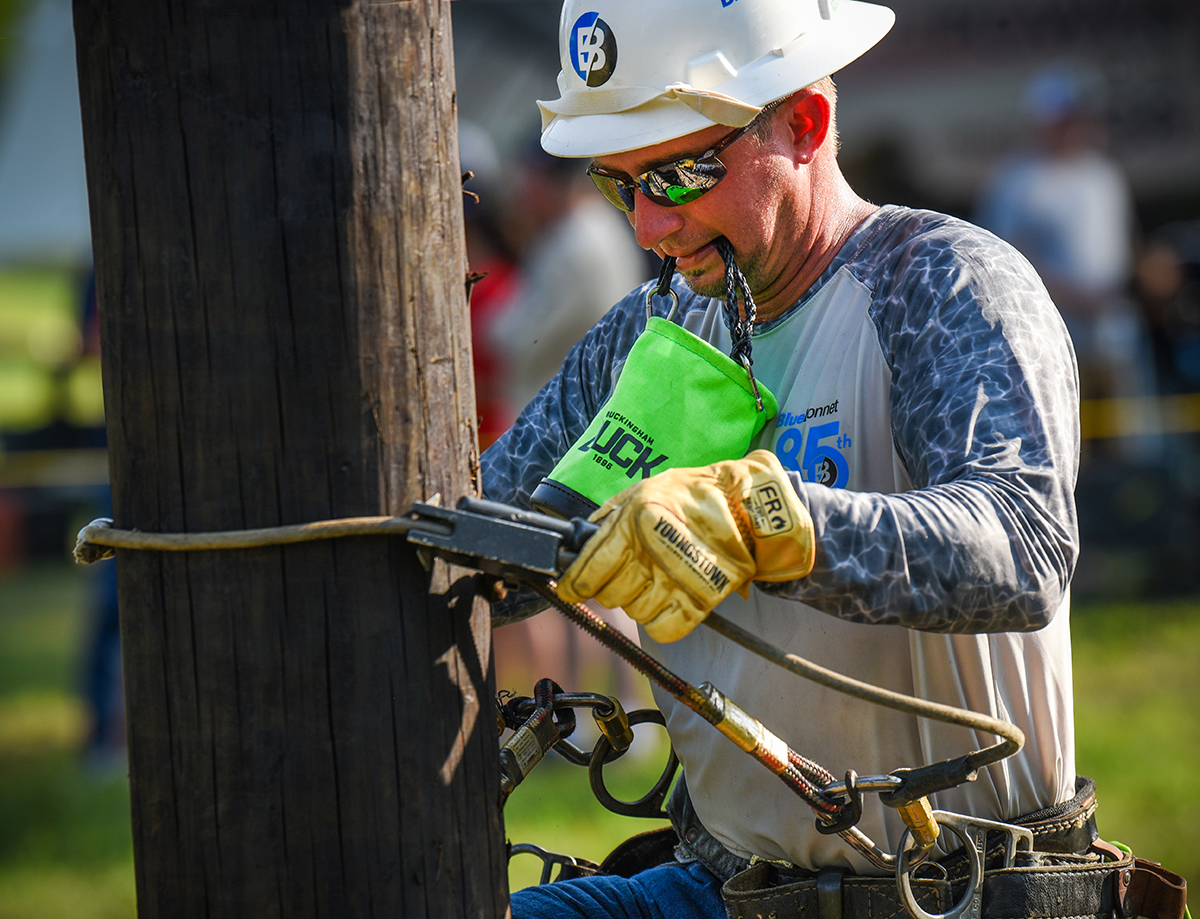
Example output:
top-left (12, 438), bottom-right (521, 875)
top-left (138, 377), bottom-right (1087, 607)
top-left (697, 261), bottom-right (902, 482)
top-left (557, 449), bottom-right (815, 642)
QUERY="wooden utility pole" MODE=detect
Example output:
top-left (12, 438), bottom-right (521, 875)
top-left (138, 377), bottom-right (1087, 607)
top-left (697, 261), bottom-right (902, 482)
top-left (73, 2), bottom-right (508, 916)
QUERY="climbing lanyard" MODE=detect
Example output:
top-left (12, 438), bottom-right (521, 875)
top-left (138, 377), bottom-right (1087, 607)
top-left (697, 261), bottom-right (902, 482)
top-left (525, 580), bottom-right (939, 871)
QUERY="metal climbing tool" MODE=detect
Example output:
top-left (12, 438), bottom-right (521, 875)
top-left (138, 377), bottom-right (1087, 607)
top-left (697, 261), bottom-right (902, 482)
top-left (403, 494), bottom-right (1032, 903)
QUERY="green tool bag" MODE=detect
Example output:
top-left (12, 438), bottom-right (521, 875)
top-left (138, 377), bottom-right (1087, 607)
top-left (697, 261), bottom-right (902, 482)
top-left (530, 308), bottom-right (778, 520)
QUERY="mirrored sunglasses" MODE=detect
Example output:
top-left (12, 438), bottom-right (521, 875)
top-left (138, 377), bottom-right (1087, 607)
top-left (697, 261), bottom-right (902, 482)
top-left (585, 101), bottom-right (782, 212)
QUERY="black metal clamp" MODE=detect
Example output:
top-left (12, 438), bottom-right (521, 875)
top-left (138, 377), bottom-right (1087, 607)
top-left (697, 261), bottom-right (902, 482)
top-left (406, 496), bottom-right (597, 583)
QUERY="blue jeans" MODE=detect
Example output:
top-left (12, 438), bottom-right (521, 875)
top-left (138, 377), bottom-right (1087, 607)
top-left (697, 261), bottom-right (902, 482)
top-left (510, 861), bottom-right (725, 919)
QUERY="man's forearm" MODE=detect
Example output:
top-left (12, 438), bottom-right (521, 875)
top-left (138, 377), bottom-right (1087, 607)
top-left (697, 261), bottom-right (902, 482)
top-left (762, 471), bottom-right (1077, 633)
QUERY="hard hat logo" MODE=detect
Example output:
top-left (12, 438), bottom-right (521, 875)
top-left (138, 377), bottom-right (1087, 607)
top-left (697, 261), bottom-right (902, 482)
top-left (569, 12), bottom-right (617, 87)
top-left (542, 0), bottom-right (894, 157)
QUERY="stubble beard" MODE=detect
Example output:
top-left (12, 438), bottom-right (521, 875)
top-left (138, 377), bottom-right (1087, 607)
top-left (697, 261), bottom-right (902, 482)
top-left (677, 243), bottom-right (766, 309)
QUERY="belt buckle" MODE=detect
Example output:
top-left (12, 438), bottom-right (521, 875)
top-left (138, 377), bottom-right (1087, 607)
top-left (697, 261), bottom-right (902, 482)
top-left (896, 811), bottom-right (1034, 919)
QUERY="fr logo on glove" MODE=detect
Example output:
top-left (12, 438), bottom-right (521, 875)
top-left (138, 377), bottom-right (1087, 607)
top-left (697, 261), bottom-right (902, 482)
top-left (557, 450), bottom-right (816, 641)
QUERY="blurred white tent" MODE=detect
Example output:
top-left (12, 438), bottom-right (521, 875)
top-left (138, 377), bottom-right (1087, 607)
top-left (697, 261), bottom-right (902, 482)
top-left (0, 0), bottom-right (91, 268)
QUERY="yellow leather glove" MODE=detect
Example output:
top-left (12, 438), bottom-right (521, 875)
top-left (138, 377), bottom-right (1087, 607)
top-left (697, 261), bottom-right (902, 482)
top-left (557, 449), bottom-right (815, 642)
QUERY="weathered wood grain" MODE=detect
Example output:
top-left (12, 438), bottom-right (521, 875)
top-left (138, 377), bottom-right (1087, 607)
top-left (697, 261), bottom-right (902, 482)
top-left (73, 1), bottom-right (507, 915)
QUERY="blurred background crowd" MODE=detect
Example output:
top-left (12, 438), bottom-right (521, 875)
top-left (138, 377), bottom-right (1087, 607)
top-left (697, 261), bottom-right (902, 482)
top-left (0, 0), bottom-right (1198, 770)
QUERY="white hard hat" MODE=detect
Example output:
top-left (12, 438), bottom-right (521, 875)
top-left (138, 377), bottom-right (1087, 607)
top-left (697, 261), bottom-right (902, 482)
top-left (538, 0), bottom-right (895, 158)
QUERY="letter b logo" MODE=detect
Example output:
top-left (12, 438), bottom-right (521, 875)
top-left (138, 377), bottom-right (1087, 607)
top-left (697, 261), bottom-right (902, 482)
top-left (570, 12), bottom-right (618, 86)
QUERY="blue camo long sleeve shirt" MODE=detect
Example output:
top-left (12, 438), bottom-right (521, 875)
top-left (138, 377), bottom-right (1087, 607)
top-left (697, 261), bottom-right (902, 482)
top-left (482, 205), bottom-right (1080, 633)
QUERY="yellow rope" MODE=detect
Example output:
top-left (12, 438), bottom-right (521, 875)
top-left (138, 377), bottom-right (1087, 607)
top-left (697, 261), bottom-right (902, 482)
top-left (73, 514), bottom-right (442, 565)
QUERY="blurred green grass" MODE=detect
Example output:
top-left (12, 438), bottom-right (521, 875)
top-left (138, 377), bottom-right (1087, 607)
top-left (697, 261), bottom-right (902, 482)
top-left (1070, 599), bottom-right (1200, 878)
top-left (0, 561), bottom-right (1195, 916)
top-left (0, 268), bottom-right (106, 432)
top-left (0, 563), bottom-right (136, 919)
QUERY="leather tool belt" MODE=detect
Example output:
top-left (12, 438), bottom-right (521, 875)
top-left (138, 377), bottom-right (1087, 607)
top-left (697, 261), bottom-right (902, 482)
top-left (715, 778), bottom-right (1187, 919)
top-left (722, 846), bottom-right (1186, 919)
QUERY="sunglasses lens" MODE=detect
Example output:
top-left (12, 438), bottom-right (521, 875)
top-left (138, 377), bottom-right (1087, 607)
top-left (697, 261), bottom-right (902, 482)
top-left (643, 158), bottom-right (726, 206)
top-left (588, 170), bottom-right (635, 212)
top-left (588, 154), bottom-right (728, 211)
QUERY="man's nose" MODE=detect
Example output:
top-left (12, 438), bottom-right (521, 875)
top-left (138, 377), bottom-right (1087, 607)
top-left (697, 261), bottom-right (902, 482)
top-left (630, 192), bottom-right (686, 252)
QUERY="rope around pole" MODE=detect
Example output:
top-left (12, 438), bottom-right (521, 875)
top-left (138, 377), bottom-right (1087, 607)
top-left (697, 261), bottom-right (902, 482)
top-left (72, 515), bottom-right (444, 565)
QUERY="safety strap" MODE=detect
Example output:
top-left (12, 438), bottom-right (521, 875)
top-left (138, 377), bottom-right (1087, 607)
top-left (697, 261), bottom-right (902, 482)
top-left (1092, 840), bottom-right (1188, 919)
top-left (713, 238), bottom-right (765, 410)
top-left (723, 845), bottom-right (1189, 919)
top-left (655, 255), bottom-right (677, 299)
top-left (715, 238), bottom-right (756, 369)
top-left (538, 82), bottom-right (762, 131)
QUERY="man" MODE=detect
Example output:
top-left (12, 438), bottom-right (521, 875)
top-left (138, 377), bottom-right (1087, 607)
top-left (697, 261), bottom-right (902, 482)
top-left (975, 65), bottom-right (1157, 462)
top-left (483, 1), bottom-right (1084, 917)
top-left (489, 141), bottom-right (648, 412)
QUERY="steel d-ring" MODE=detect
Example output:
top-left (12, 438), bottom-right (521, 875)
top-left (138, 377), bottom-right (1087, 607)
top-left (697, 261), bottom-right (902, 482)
top-left (896, 811), bottom-right (1034, 919)
top-left (644, 285), bottom-right (680, 322)
top-left (588, 708), bottom-right (679, 818)
top-left (897, 820), bottom-right (981, 919)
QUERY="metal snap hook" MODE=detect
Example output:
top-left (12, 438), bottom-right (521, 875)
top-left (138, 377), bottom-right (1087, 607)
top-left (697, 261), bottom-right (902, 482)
top-left (816, 770), bottom-right (864, 835)
top-left (738, 353), bottom-right (765, 412)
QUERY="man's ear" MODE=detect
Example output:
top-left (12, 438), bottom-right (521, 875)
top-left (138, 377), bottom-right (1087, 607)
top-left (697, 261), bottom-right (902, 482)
top-left (785, 90), bottom-right (832, 163)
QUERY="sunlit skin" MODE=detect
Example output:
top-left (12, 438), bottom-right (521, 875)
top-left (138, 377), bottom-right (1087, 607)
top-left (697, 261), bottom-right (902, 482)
top-left (591, 89), bottom-right (878, 323)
